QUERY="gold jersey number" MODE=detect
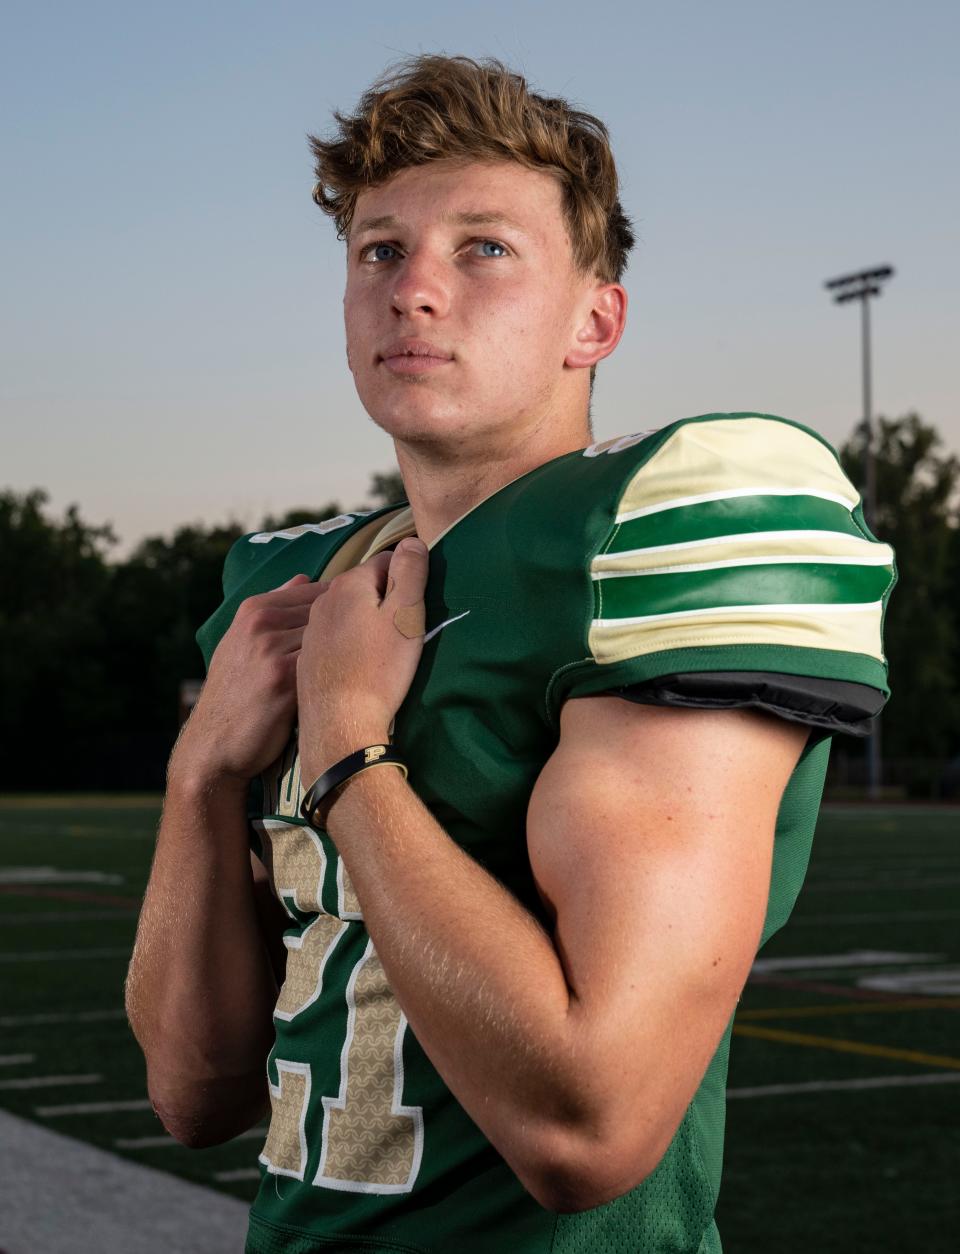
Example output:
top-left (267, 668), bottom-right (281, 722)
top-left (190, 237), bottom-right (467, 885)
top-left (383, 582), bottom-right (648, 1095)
top-left (256, 818), bottom-right (424, 1193)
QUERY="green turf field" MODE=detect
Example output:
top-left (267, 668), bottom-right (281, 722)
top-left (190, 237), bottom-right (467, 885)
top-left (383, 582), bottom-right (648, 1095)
top-left (1, 797), bottom-right (957, 1250)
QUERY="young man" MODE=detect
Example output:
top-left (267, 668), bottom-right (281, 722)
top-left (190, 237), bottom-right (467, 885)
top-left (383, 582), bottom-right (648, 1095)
top-left (126, 55), bottom-right (895, 1253)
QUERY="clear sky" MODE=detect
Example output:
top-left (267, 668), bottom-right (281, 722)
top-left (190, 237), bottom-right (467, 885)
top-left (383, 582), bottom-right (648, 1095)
top-left (3, 0), bottom-right (957, 553)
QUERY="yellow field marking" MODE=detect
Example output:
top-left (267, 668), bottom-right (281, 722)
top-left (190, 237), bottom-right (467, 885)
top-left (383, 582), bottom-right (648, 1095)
top-left (733, 1023), bottom-right (960, 1070)
top-left (737, 997), bottom-right (960, 1021)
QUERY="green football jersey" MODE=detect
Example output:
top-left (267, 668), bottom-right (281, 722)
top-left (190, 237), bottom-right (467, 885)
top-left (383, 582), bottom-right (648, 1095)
top-left (196, 412), bottom-right (895, 1254)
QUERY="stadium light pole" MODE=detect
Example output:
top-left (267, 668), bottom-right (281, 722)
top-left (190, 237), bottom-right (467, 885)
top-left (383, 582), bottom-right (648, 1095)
top-left (823, 264), bottom-right (895, 801)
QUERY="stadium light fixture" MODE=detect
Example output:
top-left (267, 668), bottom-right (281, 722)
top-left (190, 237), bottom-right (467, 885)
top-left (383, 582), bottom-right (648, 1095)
top-left (823, 263), bottom-right (895, 801)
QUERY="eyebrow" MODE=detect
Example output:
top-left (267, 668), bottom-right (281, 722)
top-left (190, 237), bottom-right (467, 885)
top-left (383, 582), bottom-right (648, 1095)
top-left (350, 210), bottom-right (531, 238)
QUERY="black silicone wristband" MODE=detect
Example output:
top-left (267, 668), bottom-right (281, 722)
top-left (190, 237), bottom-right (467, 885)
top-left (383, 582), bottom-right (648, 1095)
top-left (300, 745), bottom-right (408, 830)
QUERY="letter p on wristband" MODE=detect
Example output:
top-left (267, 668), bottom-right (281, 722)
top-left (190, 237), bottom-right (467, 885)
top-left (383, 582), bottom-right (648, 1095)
top-left (300, 745), bottom-right (408, 830)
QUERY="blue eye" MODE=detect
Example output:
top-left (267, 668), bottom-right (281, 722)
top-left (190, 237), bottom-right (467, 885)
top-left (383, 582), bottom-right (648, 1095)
top-left (362, 242), bottom-right (398, 263)
top-left (476, 240), bottom-right (507, 257)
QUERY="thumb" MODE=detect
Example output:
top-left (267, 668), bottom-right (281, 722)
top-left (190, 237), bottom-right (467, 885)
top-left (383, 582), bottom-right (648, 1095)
top-left (388, 538), bottom-right (428, 639)
top-left (280, 573), bottom-right (311, 587)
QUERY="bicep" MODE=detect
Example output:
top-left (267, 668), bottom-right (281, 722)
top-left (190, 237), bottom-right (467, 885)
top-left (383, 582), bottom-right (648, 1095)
top-left (526, 698), bottom-right (807, 1153)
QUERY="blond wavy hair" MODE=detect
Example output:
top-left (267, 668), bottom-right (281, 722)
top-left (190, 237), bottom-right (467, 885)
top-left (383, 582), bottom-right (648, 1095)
top-left (308, 54), bottom-right (635, 284)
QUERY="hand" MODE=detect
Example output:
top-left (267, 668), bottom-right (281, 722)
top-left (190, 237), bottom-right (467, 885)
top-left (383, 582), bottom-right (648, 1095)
top-left (171, 574), bottom-right (328, 788)
top-left (297, 538), bottom-right (428, 783)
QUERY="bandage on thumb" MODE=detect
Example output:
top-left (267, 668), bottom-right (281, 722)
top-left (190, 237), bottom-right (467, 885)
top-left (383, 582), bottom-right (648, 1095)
top-left (393, 602), bottom-right (426, 639)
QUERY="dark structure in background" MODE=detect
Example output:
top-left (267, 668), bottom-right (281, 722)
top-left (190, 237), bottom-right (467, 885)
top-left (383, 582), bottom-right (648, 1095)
top-left (824, 264), bottom-right (896, 799)
top-left (1, 445), bottom-right (956, 795)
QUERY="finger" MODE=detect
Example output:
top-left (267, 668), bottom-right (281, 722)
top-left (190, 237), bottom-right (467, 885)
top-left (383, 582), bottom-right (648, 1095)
top-left (385, 537), bottom-right (428, 638)
top-left (330, 551), bottom-right (391, 601)
top-left (238, 598), bottom-right (328, 638)
top-left (386, 537), bottom-right (429, 602)
top-left (274, 628), bottom-right (307, 655)
top-left (261, 578), bottom-right (331, 606)
top-left (365, 550), bottom-right (393, 595)
top-left (248, 601), bottom-right (321, 629)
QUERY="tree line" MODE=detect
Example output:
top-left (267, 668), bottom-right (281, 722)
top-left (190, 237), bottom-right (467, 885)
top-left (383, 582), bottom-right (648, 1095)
top-left (1, 415), bottom-right (957, 796)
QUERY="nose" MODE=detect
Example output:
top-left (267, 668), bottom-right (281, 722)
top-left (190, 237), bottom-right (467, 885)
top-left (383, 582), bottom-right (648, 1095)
top-left (390, 247), bottom-right (451, 319)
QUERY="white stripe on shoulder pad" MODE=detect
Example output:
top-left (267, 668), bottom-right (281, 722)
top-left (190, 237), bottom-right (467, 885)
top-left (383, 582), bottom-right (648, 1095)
top-left (617, 487), bottom-right (855, 524)
top-left (595, 529), bottom-right (876, 559)
top-left (588, 599), bottom-right (886, 662)
top-left (593, 600), bottom-right (883, 628)
top-left (593, 552), bottom-right (894, 579)
top-left (592, 529), bottom-right (894, 578)
top-left (613, 417), bottom-right (861, 520)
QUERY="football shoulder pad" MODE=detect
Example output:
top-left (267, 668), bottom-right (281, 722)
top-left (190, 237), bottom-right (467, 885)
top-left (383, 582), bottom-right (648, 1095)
top-left (542, 411), bottom-right (896, 713)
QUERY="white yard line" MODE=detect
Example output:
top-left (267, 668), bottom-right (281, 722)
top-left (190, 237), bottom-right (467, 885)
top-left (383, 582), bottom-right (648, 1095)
top-left (751, 950), bottom-right (943, 974)
top-left (0, 867), bottom-right (123, 884)
top-left (0, 1109), bottom-right (249, 1253)
top-left (116, 1126), bottom-right (266, 1150)
top-left (38, 1098), bottom-right (153, 1116)
top-left (728, 1073), bottom-right (960, 1099)
top-left (858, 967), bottom-right (960, 994)
top-left (214, 1168), bottom-right (262, 1183)
top-left (0, 1073), bottom-right (101, 1091)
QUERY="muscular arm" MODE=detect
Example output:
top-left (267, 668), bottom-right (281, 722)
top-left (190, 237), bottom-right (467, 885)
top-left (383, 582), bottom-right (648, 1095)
top-left (125, 574), bottom-right (322, 1146)
top-left (292, 539), bottom-right (810, 1210)
top-left (320, 698), bottom-right (807, 1211)
top-left (125, 776), bottom-right (279, 1146)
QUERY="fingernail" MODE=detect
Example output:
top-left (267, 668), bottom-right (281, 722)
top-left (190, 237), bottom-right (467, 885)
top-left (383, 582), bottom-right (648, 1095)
top-left (399, 537), bottom-right (427, 554)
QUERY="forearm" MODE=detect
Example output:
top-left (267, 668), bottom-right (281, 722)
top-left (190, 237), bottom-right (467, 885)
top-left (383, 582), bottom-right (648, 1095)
top-left (125, 769), bottom-right (277, 1142)
top-left (324, 769), bottom-right (601, 1189)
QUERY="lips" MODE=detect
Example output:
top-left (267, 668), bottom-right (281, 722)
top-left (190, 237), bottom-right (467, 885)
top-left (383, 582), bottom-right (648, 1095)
top-left (380, 336), bottom-right (456, 368)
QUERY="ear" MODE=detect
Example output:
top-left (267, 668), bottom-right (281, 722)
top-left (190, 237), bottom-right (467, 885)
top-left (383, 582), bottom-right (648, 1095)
top-left (564, 282), bottom-right (628, 371)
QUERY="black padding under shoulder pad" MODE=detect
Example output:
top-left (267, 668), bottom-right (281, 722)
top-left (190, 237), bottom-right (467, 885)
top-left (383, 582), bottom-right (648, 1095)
top-left (617, 672), bottom-right (885, 739)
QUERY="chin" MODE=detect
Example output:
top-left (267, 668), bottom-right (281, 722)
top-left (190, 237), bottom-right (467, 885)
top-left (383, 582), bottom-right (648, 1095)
top-left (373, 414), bottom-right (476, 448)
top-left (362, 390), bottom-right (477, 444)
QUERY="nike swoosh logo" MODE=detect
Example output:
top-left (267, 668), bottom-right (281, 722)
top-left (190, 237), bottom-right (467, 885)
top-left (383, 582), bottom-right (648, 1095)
top-left (423, 609), bottom-right (471, 644)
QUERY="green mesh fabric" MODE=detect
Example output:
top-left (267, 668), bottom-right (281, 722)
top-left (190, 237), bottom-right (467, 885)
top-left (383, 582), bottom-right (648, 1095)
top-left (551, 1104), bottom-right (718, 1254)
top-left (247, 1212), bottom-right (426, 1253)
top-left (698, 1220), bottom-right (723, 1253)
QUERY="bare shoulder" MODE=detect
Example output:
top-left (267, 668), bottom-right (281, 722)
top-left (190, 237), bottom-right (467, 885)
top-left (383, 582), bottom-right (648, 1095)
top-left (528, 696), bottom-right (807, 936)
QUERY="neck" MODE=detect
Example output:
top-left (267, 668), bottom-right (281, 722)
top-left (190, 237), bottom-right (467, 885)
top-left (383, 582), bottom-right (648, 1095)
top-left (395, 419), bottom-right (591, 547)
